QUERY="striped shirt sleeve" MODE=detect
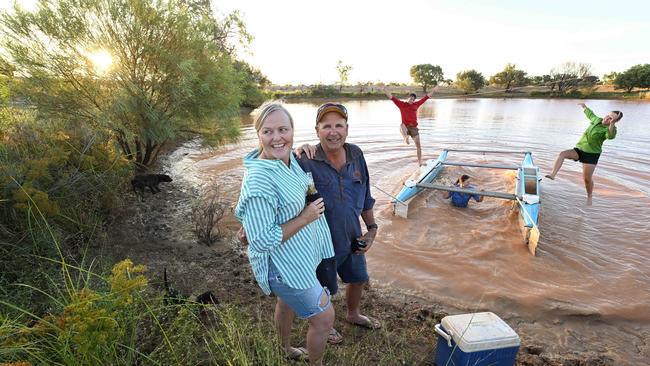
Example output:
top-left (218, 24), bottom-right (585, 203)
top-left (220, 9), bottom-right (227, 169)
top-left (241, 195), bottom-right (283, 253)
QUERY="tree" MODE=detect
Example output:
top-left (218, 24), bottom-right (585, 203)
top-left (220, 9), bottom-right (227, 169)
top-left (603, 72), bottom-right (619, 85)
top-left (410, 64), bottom-right (444, 93)
top-left (548, 62), bottom-right (594, 92)
top-left (613, 72), bottom-right (635, 92)
top-left (356, 81), bottom-right (370, 93)
top-left (528, 75), bottom-right (553, 87)
top-left (635, 64), bottom-right (650, 90)
top-left (489, 63), bottom-right (527, 91)
top-left (0, 54), bottom-right (15, 104)
top-left (336, 60), bottom-right (352, 92)
top-left (235, 61), bottom-right (269, 108)
top-left (1, 0), bottom-right (250, 168)
top-left (0, 55), bottom-right (15, 77)
top-left (614, 64), bottom-right (650, 92)
top-left (455, 70), bottom-right (485, 94)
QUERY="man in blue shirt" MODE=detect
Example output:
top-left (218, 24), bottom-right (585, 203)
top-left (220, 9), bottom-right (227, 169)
top-left (298, 103), bottom-right (381, 342)
top-left (443, 174), bottom-right (484, 208)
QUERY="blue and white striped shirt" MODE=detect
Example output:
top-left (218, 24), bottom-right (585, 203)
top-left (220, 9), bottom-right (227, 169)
top-left (235, 149), bottom-right (335, 295)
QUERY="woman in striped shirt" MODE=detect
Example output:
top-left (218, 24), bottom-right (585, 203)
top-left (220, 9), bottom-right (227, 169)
top-left (235, 102), bottom-right (335, 365)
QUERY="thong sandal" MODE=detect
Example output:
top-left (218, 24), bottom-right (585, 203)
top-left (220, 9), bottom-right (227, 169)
top-left (286, 347), bottom-right (308, 362)
top-left (348, 315), bottom-right (382, 330)
top-left (327, 328), bottom-right (343, 345)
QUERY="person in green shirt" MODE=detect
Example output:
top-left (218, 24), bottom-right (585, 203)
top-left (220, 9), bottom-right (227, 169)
top-left (546, 103), bottom-right (623, 205)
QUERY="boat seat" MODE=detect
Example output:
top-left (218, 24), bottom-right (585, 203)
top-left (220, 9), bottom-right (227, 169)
top-left (523, 167), bottom-right (538, 176)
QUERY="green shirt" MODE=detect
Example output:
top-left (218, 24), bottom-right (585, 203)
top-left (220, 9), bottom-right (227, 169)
top-left (575, 108), bottom-right (617, 154)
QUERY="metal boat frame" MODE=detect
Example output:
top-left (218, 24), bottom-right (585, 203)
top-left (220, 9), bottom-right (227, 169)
top-left (392, 149), bottom-right (541, 255)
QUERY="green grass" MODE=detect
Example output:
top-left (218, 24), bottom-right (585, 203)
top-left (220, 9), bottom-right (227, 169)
top-left (0, 254), bottom-right (290, 365)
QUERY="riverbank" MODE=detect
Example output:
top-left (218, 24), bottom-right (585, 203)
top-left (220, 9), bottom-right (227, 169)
top-left (94, 148), bottom-right (623, 365)
top-left (270, 84), bottom-right (649, 101)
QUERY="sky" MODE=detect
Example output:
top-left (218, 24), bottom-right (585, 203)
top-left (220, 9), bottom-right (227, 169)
top-left (3, 0), bottom-right (649, 85)
top-left (211, 0), bottom-right (650, 85)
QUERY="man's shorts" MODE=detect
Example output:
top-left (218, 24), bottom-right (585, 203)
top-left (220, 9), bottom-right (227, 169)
top-left (406, 126), bottom-right (419, 137)
top-left (268, 260), bottom-right (331, 319)
top-left (337, 252), bottom-right (369, 284)
top-left (573, 148), bottom-right (600, 165)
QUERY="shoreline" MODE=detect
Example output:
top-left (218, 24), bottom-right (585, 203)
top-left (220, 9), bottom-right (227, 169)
top-left (269, 89), bottom-right (649, 102)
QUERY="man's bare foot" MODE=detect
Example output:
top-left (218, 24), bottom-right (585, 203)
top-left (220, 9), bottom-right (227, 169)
top-left (404, 137), bottom-right (410, 145)
top-left (346, 314), bottom-right (381, 330)
top-left (545, 174), bottom-right (555, 180)
top-left (586, 196), bottom-right (593, 206)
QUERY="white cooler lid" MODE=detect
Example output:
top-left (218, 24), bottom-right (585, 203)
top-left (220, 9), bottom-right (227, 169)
top-left (441, 312), bottom-right (520, 352)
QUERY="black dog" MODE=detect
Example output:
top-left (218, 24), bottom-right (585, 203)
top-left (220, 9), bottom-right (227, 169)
top-left (163, 267), bottom-right (218, 306)
top-left (195, 291), bottom-right (218, 305)
top-left (131, 174), bottom-right (172, 200)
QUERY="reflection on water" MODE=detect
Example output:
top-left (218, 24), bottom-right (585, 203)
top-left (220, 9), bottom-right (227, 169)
top-left (168, 98), bottom-right (650, 360)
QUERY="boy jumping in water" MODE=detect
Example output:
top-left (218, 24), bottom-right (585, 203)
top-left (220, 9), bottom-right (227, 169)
top-left (383, 86), bottom-right (437, 166)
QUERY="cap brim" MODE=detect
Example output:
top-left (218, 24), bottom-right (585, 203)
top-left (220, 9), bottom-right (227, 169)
top-left (317, 106), bottom-right (347, 122)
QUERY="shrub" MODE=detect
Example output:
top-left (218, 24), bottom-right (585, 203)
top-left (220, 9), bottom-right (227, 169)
top-left (1, 107), bottom-right (131, 313)
top-left (191, 182), bottom-right (228, 245)
top-left (577, 87), bottom-right (596, 98)
top-left (1, 258), bottom-right (287, 365)
top-left (309, 84), bottom-right (338, 97)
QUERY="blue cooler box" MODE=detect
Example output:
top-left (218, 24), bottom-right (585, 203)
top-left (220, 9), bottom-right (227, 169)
top-left (434, 312), bottom-right (520, 366)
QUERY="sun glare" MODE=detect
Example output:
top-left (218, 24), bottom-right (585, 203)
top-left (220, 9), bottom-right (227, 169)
top-left (87, 49), bottom-right (113, 75)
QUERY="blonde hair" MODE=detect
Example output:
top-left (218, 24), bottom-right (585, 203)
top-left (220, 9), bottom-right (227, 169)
top-left (252, 101), bottom-right (294, 151)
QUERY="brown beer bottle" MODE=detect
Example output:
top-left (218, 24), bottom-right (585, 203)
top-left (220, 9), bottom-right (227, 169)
top-left (305, 172), bottom-right (322, 203)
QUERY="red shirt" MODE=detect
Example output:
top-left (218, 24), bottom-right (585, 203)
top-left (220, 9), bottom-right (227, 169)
top-left (390, 95), bottom-right (429, 127)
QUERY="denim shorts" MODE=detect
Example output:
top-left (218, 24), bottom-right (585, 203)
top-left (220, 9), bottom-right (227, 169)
top-left (337, 252), bottom-right (369, 284)
top-left (268, 260), bottom-right (331, 319)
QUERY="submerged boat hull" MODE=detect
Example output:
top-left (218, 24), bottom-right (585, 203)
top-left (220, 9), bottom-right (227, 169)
top-left (393, 150), bottom-right (448, 218)
top-left (516, 152), bottom-right (541, 255)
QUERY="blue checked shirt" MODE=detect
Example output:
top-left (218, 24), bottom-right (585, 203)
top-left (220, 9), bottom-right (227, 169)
top-left (235, 149), bottom-right (335, 295)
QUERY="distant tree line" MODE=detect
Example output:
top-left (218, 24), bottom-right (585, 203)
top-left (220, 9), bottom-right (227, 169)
top-left (417, 62), bottom-right (650, 94)
top-left (331, 60), bottom-right (650, 96)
